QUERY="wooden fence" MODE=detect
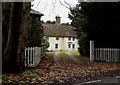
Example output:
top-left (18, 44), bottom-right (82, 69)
top-left (24, 47), bottom-right (42, 67)
top-left (90, 41), bottom-right (120, 62)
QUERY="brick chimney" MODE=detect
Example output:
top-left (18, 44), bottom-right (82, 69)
top-left (55, 16), bottom-right (61, 24)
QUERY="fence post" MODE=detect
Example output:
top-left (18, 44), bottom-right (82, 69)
top-left (90, 40), bottom-right (94, 62)
top-left (24, 47), bottom-right (27, 67)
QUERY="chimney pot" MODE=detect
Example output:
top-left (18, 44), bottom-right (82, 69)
top-left (55, 16), bottom-right (61, 24)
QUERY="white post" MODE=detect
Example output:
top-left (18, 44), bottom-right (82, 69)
top-left (28, 47), bottom-right (30, 67)
top-left (30, 47), bottom-right (32, 67)
top-left (108, 48), bottom-right (110, 61)
top-left (38, 47), bottom-right (41, 63)
top-left (118, 49), bottom-right (120, 62)
top-left (90, 40), bottom-right (94, 62)
top-left (33, 47), bottom-right (35, 67)
top-left (24, 47), bottom-right (27, 67)
top-left (35, 47), bottom-right (38, 66)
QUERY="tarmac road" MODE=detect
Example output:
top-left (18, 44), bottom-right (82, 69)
top-left (78, 76), bottom-right (120, 85)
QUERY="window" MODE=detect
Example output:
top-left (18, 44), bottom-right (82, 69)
top-left (56, 37), bottom-right (59, 40)
top-left (47, 37), bottom-right (49, 40)
top-left (55, 44), bottom-right (58, 48)
top-left (72, 44), bottom-right (75, 49)
top-left (68, 43), bottom-right (71, 48)
top-left (73, 37), bottom-right (75, 41)
top-left (68, 37), bottom-right (71, 41)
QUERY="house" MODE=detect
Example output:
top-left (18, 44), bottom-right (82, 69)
top-left (30, 9), bottom-right (44, 19)
top-left (43, 16), bottom-right (79, 51)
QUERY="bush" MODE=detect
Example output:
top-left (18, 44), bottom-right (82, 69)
top-left (22, 69), bottom-right (45, 78)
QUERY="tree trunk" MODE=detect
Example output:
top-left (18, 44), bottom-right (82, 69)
top-left (2, 2), bottom-right (30, 73)
top-left (15, 2), bottom-right (30, 72)
top-left (3, 2), bottom-right (15, 72)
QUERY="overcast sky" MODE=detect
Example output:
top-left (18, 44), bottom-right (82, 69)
top-left (31, 0), bottom-right (78, 24)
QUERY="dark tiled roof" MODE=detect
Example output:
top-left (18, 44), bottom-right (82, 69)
top-left (43, 24), bottom-right (76, 37)
top-left (30, 9), bottom-right (44, 16)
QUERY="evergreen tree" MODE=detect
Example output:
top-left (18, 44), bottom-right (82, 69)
top-left (28, 13), bottom-right (43, 47)
top-left (69, 2), bottom-right (120, 56)
top-left (46, 20), bottom-right (55, 24)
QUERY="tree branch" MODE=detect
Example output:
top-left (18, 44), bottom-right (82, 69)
top-left (34, 0), bottom-right (41, 9)
top-left (58, 0), bottom-right (69, 9)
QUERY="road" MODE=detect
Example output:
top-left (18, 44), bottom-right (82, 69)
top-left (78, 76), bottom-right (120, 85)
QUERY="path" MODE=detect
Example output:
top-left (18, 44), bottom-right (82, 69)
top-left (65, 52), bottom-right (78, 61)
top-left (52, 51), bottom-right (79, 69)
top-left (52, 51), bottom-right (78, 62)
top-left (53, 52), bottom-right (60, 63)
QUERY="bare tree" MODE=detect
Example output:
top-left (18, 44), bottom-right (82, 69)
top-left (32, 0), bottom-right (77, 13)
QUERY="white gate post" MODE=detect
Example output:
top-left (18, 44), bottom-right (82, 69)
top-left (90, 40), bottom-right (94, 62)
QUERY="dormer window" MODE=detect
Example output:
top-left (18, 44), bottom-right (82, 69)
top-left (73, 37), bottom-right (75, 41)
top-left (68, 37), bottom-right (71, 41)
top-left (56, 37), bottom-right (59, 40)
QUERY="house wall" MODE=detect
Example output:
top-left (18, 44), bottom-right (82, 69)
top-left (47, 36), bottom-right (79, 51)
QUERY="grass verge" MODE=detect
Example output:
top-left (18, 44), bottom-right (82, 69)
top-left (60, 51), bottom-right (69, 60)
top-left (22, 69), bottom-right (45, 78)
top-left (71, 51), bottom-right (89, 61)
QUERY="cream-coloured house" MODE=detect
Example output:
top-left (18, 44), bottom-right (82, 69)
top-left (43, 16), bottom-right (79, 51)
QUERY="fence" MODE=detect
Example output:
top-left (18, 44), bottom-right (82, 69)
top-left (90, 41), bottom-right (120, 62)
top-left (24, 47), bottom-right (42, 67)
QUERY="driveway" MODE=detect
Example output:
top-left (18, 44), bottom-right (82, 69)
top-left (52, 51), bottom-right (78, 62)
top-left (65, 52), bottom-right (78, 61)
top-left (53, 52), bottom-right (60, 63)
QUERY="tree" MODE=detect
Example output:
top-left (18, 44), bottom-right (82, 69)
top-left (46, 20), bottom-right (55, 24)
top-left (69, 2), bottom-right (120, 56)
top-left (28, 9), bottom-right (49, 57)
top-left (41, 20), bottom-right (45, 23)
top-left (61, 23), bottom-right (70, 25)
top-left (28, 11), bottom-right (44, 47)
top-left (69, 3), bottom-right (89, 56)
top-left (2, 2), bottom-right (31, 72)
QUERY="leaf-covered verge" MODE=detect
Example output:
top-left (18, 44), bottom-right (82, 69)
top-left (2, 52), bottom-right (120, 84)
